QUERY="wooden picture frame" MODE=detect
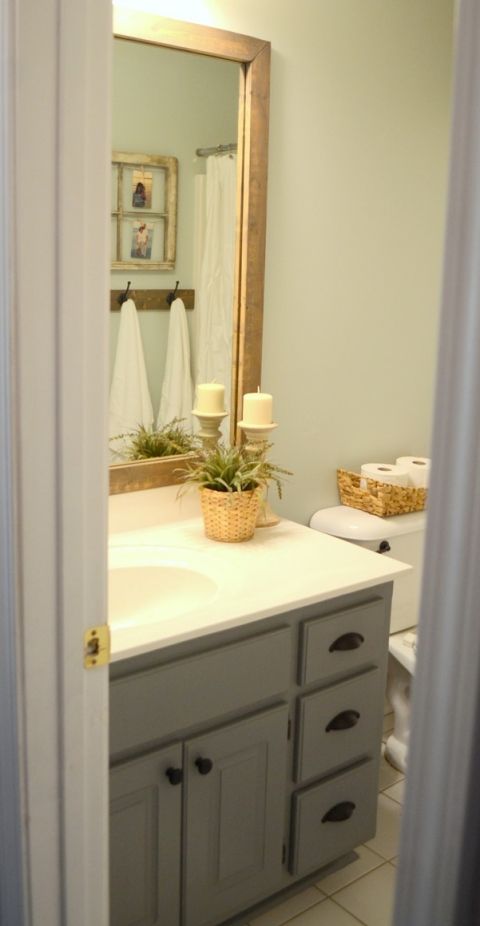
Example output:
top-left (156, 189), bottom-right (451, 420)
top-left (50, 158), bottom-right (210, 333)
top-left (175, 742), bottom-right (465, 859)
top-left (111, 151), bottom-right (178, 270)
top-left (110, 12), bottom-right (270, 494)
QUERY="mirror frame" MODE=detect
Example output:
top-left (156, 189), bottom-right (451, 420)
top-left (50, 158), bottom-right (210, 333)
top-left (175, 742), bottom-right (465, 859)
top-left (109, 11), bottom-right (270, 494)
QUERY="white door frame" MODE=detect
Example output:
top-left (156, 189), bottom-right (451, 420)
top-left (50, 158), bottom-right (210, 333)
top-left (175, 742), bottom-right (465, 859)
top-left (0, 0), bottom-right (26, 921)
top-left (394, 0), bottom-right (480, 922)
top-left (0, 0), bottom-right (111, 923)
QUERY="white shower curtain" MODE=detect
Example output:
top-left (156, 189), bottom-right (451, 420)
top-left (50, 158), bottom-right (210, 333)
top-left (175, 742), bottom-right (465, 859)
top-left (195, 154), bottom-right (237, 436)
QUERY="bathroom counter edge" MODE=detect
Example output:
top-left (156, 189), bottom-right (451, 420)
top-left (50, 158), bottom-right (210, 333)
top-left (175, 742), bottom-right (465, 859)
top-left (108, 516), bottom-right (410, 662)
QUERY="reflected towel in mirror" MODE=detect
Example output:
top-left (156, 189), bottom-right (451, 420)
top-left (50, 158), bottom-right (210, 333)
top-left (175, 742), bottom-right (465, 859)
top-left (109, 297), bottom-right (153, 461)
top-left (157, 297), bottom-right (193, 430)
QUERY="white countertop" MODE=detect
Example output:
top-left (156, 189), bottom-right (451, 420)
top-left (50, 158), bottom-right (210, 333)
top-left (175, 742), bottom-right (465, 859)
top-left (108, 516), bottom-right (411, 662)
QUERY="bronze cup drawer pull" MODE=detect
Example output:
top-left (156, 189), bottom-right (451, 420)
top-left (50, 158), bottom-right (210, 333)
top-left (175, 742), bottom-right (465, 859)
top-left (325, 709), bottom-right (360, 732)
top-left (322, 801), bottom-right (356, 823)
top-left (329, 632), bottom-right (365, 653)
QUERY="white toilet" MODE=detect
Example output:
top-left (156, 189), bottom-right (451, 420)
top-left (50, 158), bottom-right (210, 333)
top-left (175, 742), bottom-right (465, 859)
top-left (309, 505), bottom-right (426, 773)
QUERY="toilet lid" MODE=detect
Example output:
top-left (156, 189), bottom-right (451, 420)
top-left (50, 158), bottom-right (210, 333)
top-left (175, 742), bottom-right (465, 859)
top-left (389, 630), bottom-right (416, 674)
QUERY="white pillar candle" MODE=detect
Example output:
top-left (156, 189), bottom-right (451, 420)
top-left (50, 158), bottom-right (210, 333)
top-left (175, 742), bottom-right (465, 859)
top-left (242, 391), bottom-right (273, 426)
top-left (196, 383), bottom-right (225, 413)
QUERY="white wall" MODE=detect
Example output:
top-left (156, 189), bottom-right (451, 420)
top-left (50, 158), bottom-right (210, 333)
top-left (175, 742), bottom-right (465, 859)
top-left (110, 40), bottom-right (238, 413)
top-left (114, 0), bottom-right (453, 522)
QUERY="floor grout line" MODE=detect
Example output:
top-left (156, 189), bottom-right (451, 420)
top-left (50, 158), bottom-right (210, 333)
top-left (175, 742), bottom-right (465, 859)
top-left (326, 857), bottom-right (386, 898)
top-left (378, 792), bottom-right (404, 807)
top-left (328, 892), bottom-right (370, 926)
top-left (314, 884), bottom-right (327, 896)
top-left (359, 843), bottom-right (389, 862)
top-left (251, 890), bottom-right (327, 926)
top-left (329, 860), bottom-right (395, 926)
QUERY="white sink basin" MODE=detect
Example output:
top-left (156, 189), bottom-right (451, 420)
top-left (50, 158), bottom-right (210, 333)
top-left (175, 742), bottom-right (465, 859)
top-left (108, 546), bottom-right (219, 628)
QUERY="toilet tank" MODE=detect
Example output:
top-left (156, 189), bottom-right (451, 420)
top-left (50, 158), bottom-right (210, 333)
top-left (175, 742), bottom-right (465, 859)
top-left (309, 505), bottom-right (426, 634)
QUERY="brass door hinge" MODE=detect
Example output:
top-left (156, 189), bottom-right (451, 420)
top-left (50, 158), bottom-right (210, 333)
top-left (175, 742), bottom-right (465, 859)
top-left (84, 625), bottom-right (110, 668)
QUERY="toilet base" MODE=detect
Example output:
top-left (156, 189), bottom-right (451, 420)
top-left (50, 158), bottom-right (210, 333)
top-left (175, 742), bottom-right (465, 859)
top-left (385, 732), bottom-right (408, 774)
top-left (385, 643), bottom-right (414, 774)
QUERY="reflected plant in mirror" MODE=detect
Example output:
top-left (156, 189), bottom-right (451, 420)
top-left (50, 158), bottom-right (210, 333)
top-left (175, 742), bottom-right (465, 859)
top-left (111, 419), bottom-right (199, 462)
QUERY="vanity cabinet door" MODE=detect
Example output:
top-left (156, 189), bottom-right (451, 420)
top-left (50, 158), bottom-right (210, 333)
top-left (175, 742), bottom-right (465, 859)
top-left (183, 704), bottom-right (289, 926)
top-left (110, 743), bottom-right (182, 926)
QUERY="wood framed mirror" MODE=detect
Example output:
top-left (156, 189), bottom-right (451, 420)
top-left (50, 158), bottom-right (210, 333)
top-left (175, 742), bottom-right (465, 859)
top-left (109, 11), bottom-right (270, 495)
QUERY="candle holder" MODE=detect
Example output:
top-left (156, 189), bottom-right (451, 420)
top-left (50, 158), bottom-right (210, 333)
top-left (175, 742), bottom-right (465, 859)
top-left (237, 421), bottom-right (280, 527)
top-left (193, 409), bottom-right (228, 450)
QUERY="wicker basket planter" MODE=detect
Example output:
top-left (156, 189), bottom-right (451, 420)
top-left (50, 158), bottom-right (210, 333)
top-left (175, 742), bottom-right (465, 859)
top-left (337, 468), bottom-right (427, 517)
top-left (200, 487), bottom-right (262, 542)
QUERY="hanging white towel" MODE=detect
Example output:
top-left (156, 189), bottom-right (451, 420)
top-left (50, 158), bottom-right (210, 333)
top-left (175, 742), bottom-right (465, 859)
top-left (109, 298), bottom-right (153, 461)
top-left (157, 297), bottom-right (193, 430)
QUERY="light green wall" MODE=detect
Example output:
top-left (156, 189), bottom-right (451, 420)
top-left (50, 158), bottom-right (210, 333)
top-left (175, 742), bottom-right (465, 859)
top-left (110, 40), bottom-right (239, 412)
top-left (114, 0), bottom-right (453, 523)
top-left (264, 0), bottom-right (453, 523)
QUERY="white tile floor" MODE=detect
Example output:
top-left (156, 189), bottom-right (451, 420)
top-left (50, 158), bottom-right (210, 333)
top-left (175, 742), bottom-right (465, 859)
top-left (248, 714), bottom-right (404, 926)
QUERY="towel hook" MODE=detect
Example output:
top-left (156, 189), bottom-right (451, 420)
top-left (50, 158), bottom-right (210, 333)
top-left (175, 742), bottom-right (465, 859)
top-left (166, 281), bottom-right (180, 307)
top-left (117, 281), bottom-right (131, 306)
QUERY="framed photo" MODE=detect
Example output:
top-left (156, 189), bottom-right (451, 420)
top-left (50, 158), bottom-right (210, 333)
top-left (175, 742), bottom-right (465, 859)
top-left (131, 169), bottom-right (152, 209)
top-left (111, 152), bottom-right (178, 270)
top-left (130, 221), bottom-right (153, 259)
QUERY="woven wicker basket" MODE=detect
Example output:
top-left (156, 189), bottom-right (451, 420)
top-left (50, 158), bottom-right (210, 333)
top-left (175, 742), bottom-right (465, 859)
top-left (337, 468), bottom-right (427, 518)
top-left (200, 487), bottom-right (261, 542)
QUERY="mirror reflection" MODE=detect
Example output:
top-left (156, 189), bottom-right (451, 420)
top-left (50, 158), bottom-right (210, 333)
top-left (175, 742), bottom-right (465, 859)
top-left (109, 39), bottom-right (240, 462)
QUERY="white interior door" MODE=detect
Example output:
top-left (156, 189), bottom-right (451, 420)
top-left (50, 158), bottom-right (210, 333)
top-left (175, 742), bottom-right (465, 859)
top-left (0, 0), bottom-right (112, 923)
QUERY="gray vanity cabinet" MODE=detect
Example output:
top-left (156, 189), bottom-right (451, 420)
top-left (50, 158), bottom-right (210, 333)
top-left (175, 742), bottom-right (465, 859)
top-left (109, 705), bottom-right (289, 926)
top-left (183, 705), bottom-right (289, 926)
top-left (110, 743), bottom-right (182, 926)
top-left (110, 584), bottom-right (392, 926)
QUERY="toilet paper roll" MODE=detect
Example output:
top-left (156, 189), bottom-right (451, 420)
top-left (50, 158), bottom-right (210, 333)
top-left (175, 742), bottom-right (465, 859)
top-left (360, 462), bottom-right (410, 489)
top-left (396, 456), bottom-right (431, 489)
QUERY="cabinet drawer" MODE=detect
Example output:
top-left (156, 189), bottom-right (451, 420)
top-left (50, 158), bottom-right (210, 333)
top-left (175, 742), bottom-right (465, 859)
top-left (290, 760), bottom-right (378, 877)
top-left (299, 598), bottom-right (387, 686)
top-left (110, 626), bottom-right (291, 755)
top-left (295, 669), bottom-right (383, 782)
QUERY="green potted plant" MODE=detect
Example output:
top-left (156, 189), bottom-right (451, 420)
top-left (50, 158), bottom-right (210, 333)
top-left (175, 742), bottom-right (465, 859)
top-left (178, 443), bottom-right (291, 542)
top-left (111, 419), bottom-right (198, 461)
